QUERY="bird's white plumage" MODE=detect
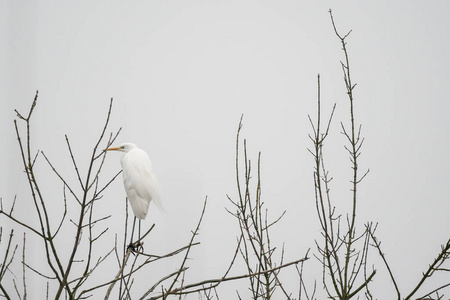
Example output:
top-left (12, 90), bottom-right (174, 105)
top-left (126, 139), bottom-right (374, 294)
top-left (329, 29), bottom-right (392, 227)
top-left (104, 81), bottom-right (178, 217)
top-left (109, 143), bottom-right (161, 220)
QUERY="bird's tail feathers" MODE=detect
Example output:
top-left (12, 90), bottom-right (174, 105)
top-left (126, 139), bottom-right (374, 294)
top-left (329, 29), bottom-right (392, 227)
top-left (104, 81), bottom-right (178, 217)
top-left (152, 194), bottom-right (165, 213)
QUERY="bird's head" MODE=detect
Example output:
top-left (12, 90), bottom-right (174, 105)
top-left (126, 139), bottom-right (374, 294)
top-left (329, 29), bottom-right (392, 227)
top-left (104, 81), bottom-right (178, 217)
top-left (107, 143), bottom-right (138, 153)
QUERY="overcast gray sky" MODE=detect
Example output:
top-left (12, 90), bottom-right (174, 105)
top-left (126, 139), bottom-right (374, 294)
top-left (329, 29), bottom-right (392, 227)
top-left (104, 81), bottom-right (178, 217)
top-left (1, 1), bottom-right (450, 298)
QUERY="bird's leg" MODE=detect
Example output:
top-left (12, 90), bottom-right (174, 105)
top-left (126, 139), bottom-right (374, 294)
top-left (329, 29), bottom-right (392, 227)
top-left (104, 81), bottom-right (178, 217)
top-left (130, 216), bottom-right (137, 245)
top-left (138, 220), bottom-right (141, 241)
top-left (136, 220), bottom-right (143, 252)
top-left (127, 217), bottom-right (144, 253)
top-left (127, 217), bottom-right (137, 252)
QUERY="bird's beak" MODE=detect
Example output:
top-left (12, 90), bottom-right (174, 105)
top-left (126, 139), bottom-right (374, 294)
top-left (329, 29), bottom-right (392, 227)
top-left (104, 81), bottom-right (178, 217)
top-left (107, 147), bottom-right (120, 151)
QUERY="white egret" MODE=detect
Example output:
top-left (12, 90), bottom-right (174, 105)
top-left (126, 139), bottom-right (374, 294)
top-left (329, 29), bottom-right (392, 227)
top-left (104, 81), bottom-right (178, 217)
top-left (107, 143), bottom-right (161, 249)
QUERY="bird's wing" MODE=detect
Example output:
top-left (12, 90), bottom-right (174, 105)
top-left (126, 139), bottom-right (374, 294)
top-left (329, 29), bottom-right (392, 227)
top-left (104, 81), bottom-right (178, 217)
top-left (122, 149), bottom-right (162, 214)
